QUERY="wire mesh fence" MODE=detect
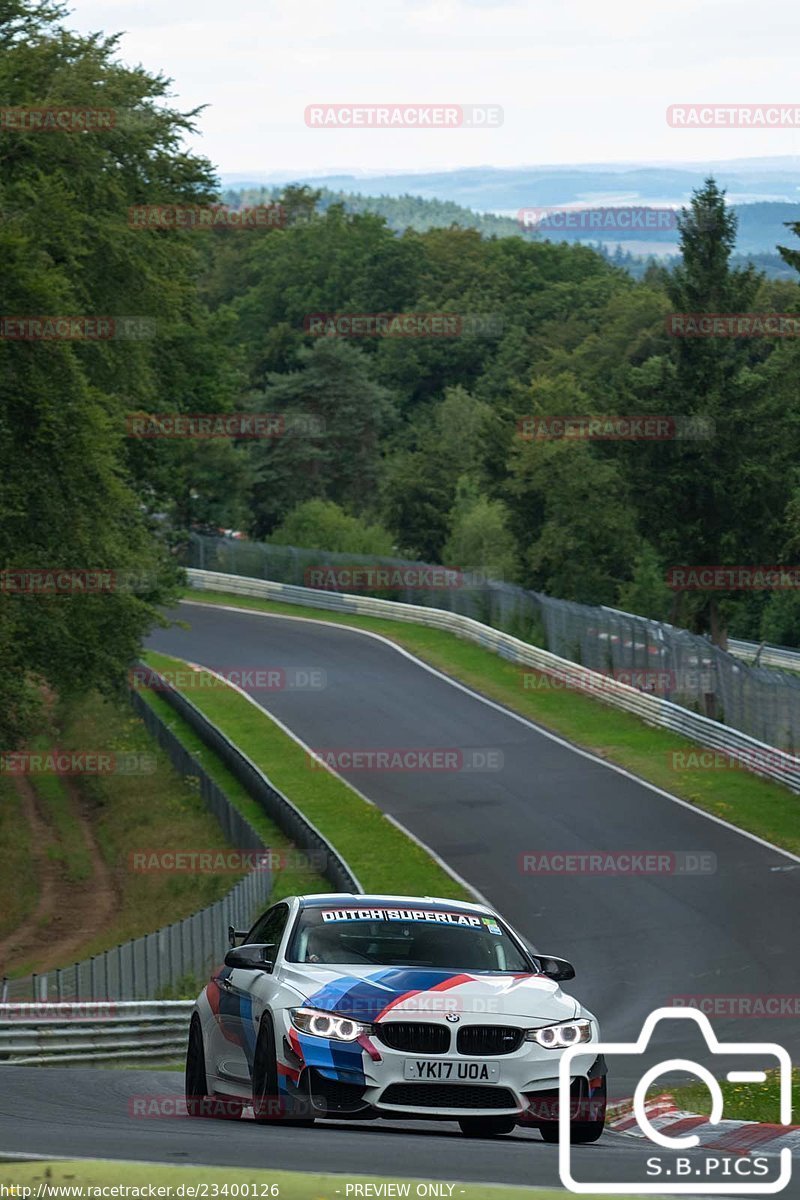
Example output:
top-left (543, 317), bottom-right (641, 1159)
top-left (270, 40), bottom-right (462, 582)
top-left (184, 533), bottom-right (800, 754)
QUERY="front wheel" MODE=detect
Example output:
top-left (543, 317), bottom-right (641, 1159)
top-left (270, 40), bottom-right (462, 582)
top-left (185, 1016), bottom-right (243, 1119)
top-left (538, 1079), bottom-right (605, 1144)
top-left (252, 1012), bottom-right (314, 1126)
top-left (458, 1116), bottom-right (517, 1137)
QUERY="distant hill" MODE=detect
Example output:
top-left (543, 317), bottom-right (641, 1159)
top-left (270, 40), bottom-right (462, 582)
top-left (219, 158), bottom-right (800, 211)
top-left (219, 183), bottom-right (800, 279)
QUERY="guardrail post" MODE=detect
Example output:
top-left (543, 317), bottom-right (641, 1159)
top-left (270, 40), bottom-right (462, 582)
top-left (31, 972), bottom-right (36, 1001)
top-left (130, 939), bottom-right (137, 998)
top-left (90, 956), bottom-right (96, 999)
top-left (56, 968), bottom-right (62, 1001)
top-left (1, 978), bottom-right (7, 1003)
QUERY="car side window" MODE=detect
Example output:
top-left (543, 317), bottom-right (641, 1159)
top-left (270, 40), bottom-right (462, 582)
top-left (246, 903), bottom-right (290, 951)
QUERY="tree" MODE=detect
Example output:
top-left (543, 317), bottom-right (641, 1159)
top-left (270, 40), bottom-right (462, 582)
top-left (382, 386), bottom-right (496, 559)
top-left (248, 339), bottom-right (396, 536)
top-left (442, 480), bottom-right (518, 581)
top-left (624, 180), bottom-right (797, 646)
top-left (270, 500), bottom-right (393, 555)
top-left (0, 0), bottom-right (219, 744)
top-left (616, 545), bottom-right (674, 621)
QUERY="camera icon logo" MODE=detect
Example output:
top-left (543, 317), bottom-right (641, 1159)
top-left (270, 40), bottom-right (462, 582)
top-left (558, 1006), bottom-right (792, 1194)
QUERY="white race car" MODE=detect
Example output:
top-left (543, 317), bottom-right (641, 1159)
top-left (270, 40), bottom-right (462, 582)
top-left (185, 893), bottom-right (606, 1140)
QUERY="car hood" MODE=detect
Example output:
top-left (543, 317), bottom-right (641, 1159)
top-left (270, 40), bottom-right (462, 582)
top-left (279, 963), bottom-right (579, 1023)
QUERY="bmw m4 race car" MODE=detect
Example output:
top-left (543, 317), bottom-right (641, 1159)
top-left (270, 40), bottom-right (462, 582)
top-left (186, 893), bottom-right (606, 1140)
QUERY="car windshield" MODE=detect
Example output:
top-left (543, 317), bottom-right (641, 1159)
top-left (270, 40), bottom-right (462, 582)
top-left (286, 904), bottom-right (532, 972)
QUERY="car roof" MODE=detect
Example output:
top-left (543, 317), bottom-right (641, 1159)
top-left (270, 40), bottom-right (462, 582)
top-left (297, 893), bottom-right (494, 915)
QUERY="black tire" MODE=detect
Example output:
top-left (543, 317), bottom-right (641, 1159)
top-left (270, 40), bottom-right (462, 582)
top-left (458, 1115), bottom-right (517, 1137)
top-left (538, 1080), bottom-right (605, 1144)
top-left (252, 1012), bottom-right (314, 1126)
top-left (185, 1016), bottom-right (243, 1120)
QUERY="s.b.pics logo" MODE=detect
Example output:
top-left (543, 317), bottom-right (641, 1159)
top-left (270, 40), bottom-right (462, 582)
top-left (558, 1007), bottom-right (792, 1194)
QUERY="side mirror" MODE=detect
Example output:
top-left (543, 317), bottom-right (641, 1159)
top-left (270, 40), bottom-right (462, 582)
top-left (537, 954), bottom-right (575, 982)
top-left (228, 925), bottom-right (248, 948)
top-left (224, 943), bottom-right (276, 972)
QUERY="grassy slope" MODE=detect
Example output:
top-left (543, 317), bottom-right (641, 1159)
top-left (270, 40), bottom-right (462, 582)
top-left (184, 590), bottom-right (800, 856)
top-left (140, 687), bottom-right (329, 901)
top-left (0, 775), bottom-right (37, 941)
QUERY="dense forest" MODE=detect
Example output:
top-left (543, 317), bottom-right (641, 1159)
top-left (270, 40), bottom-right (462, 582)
top-left (3, 0), bottom-right (800, 746)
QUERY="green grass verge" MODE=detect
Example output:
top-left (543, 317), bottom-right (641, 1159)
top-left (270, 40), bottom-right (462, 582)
top-left (0, 1159), bottom-right (628, 1200)
top-left (143, 650), bottom-right (471, 902)
top-left (657, 1067), bottom-right (800, 1124)
top-left (183, 589), bottom-right (800, 856)
top-left (138, 687), bottom-right (330, 903)
top-left (28, 736), bottom-right (93, 885)
top-left (0, 774), bottom-right (37, 941)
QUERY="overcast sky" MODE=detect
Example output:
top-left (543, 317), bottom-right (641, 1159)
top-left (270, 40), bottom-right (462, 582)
top-left (68, 0), bottom-right (800, 178)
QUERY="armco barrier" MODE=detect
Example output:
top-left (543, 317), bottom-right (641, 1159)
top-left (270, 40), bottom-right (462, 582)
top-left (186, 568), bottom-right (800, 796)
top-left (143, 663), bottom-right (362, 894)
top-left (0, 1001), bottom-right (192, 1065)
top-left (729, 638), bottom-right (800, 671)
top-left (188, 534), bottom-right (800, 752)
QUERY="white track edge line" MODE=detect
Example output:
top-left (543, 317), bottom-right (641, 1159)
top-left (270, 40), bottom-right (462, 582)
top-left (177, 658), bottom-right (493, 908)
top-left (178, 599), bottom-right (800, 867)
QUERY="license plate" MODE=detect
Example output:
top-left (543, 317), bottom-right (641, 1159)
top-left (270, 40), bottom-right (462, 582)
top-left (404, 1059), bottom-right (499, 1082)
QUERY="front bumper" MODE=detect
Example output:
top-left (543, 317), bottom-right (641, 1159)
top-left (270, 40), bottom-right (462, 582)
top-left (281, 1012), bottom-right (605, 1120)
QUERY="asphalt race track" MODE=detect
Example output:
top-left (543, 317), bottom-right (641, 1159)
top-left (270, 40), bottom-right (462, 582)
top-left (0, 1063), bottom-right (779, 1190)
top-left (3, 599), bottom-right (799, 1191)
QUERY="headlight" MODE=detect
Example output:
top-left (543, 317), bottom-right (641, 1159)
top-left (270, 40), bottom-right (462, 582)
top-left (525, 1019), bottom-right (593, 1049)
top-left (290, 1007), bottom-right (371, 1042)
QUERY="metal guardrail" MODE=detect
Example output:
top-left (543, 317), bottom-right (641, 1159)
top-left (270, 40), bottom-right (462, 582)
top-left (0, 1001), bottom-right (192, 1065)
top-left (186, 568), bottom-right (800, 796)
top-left (729, 639), bottom-right (800, 671)
top-left (187, 534), bottom-right (800, 754)
top-left (146, 664), bottom-right (362, 894)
